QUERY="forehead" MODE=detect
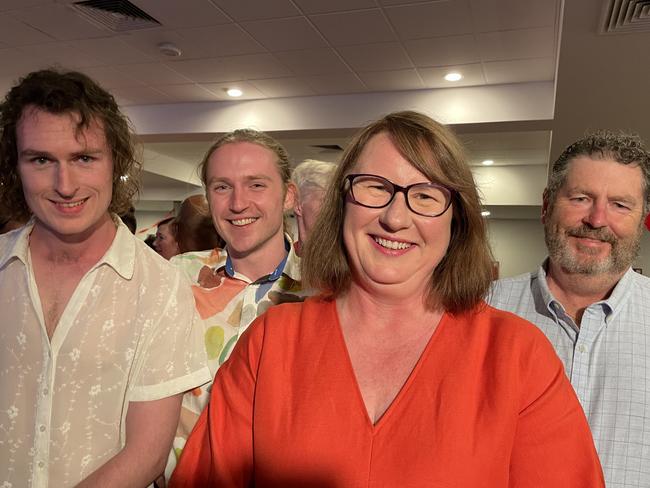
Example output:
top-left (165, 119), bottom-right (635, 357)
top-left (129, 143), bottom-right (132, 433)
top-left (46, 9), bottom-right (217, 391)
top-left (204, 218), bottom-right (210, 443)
top-left (353, 132), bottom-right (431, 183)
top-left (207, 141), bottom-right (282, 179)
top-left (158, 222), bottom-right (174, 233)
top-left (16, 106), bottom-right (107, 148)
top-left (563, 156), bottom-right (643, 198)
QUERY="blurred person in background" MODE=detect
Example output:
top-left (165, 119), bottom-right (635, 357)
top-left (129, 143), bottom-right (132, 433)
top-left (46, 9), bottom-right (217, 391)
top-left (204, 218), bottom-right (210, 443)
top-left (174, 194), bottom-right (224, 253)
top-left (153, 216), bottom-right (180, 259)
top-left (291, 159), bottom-right (336, 255)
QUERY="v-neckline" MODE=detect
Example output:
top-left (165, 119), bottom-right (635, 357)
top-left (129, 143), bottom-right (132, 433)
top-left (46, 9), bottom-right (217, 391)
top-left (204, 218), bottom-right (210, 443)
top-left (330, 299), bottom-right (447, 431)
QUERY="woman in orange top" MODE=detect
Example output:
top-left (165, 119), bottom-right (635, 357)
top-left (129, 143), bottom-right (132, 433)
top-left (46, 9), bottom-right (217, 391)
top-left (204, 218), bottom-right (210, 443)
top-left (171, 111), bottom-right (604, 487)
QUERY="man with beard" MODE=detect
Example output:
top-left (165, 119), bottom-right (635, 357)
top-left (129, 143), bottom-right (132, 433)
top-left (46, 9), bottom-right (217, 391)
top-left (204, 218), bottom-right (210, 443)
top-left (489, 131), bottom-right (650, 488)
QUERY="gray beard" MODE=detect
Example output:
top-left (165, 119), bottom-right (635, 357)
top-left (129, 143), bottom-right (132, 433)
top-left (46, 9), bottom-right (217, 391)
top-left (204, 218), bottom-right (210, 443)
top-left (544, 222), bottom-right (641, 275)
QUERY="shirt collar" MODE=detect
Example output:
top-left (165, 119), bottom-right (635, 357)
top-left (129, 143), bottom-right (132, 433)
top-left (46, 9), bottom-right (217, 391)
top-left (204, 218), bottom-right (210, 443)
top-left (600, 267), bottom-right (635, 315)
top-left (534, 257), bottom-right (632, 320)
top-left (0, 220), bottom-right (33, 269)
top-left (99, 216), bottom-right (135, 280)
top-left (222, 235), bottom-right (298, 284)
top-left (0, 215), bottom-right (134, 280)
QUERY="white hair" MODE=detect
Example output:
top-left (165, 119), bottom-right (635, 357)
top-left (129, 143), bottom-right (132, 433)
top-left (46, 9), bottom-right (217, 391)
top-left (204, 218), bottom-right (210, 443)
top-left (291, 159), bottom-right (336, 199)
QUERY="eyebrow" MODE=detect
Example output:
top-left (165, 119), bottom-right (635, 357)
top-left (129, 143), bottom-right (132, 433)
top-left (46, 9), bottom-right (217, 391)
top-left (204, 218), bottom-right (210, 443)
top-left (567, 187), bottom-right (640, 205)
top-left (208, 174), bottom-right (273, 184)
top-left (19, 148), bottom-right (106, 158)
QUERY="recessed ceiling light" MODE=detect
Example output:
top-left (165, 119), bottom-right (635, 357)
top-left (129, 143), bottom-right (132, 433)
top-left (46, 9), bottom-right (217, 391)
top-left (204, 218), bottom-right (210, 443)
top-left (444, 72), bottom-right (463, 82)
top-left (226, 88), bottom-right (243, 98)
top-left (481, 210), bottom-right (491, 217)
top-left (481, 159), bottom-right (494, 166)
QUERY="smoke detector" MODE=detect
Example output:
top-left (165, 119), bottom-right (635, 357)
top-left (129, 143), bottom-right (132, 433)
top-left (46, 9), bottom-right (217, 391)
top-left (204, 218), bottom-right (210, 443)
top-left (158, 42), bottom-right (182, 57)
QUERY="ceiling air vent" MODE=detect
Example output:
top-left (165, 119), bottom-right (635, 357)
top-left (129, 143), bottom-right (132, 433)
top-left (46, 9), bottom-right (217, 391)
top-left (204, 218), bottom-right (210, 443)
top-left (72, 0), bottom-right (160, 32)
top-left (601, 0), bottom-right (650, 34)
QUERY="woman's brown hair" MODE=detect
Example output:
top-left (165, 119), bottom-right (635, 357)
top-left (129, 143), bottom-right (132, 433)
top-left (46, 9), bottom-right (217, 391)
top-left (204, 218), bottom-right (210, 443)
top-left (302, 110), bottom-right (493, 314)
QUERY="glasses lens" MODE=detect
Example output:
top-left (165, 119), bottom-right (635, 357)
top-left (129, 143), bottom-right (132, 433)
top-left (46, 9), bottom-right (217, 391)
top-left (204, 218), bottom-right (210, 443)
top-left (407, 184), bottom-right (450, 216)
top-left (351, 175), bottom-right (393, 208)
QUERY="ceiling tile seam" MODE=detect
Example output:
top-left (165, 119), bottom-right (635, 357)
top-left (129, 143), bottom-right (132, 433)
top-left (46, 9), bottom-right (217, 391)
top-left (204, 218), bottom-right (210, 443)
top-left (6, 6), bottom-right (68, 42)
top-left (205, 0), bottom-right (238, 24)
top-left (223, 8), bottom-right (306, 96)
top-left (466, 0), bottom-right (490, 85)
top-left (286, 0), bottom-right (370, 92)
top-left (170, 23), bottom-right (267, 59)
top-left (374, 2), bottom-right (423, 87)
top-left (0, 15), bottom-right (57, 47)
top-left (13, 4), bottom-right (119, 43)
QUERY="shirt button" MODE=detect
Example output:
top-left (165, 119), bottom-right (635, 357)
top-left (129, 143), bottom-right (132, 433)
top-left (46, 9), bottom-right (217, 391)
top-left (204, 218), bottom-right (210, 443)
top-left (39, 425), bottom-right (46, 432)
top-left (578, 345), bottom-right (587, 353)
top-left (43, 388), bottom-right (49, 396)
top-left (37, 461), bottom-right (45, 469)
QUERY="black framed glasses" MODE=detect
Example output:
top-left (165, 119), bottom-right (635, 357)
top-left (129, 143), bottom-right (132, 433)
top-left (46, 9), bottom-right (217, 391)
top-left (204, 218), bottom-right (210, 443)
top-left (345, 173), bottom-right (454, 217)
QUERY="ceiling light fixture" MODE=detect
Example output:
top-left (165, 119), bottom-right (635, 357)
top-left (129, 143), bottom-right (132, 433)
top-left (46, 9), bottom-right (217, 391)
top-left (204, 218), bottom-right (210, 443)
top-left (226, 88), bottom-right (243, 98)
top-left (481, 159), bottom-right (494, 166)
top-left (444, 72), bottom-right (462, 82)
top-left (158, 42), bottom-right (182, 57)
top-left (481, 210), bottom-right (491, 217)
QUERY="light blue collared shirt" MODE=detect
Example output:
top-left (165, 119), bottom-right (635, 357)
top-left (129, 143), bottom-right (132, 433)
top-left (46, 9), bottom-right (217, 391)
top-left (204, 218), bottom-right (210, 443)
top-left (488, 262), bottom-right (650, 488)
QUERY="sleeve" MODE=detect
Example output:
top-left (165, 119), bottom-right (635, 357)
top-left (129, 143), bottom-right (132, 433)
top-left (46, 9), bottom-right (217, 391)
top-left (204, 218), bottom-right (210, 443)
top-left (508, 333), bottom-right (605, 487)
top-left (129, 272), bottom-right (211, 401)
top-left (169, 312), bottom-right (267, 488)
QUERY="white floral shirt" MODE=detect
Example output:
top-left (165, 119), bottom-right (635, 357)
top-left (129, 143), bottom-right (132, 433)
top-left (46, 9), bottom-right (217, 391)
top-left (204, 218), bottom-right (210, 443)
top-left (0, 219), bottom-right (211, 488)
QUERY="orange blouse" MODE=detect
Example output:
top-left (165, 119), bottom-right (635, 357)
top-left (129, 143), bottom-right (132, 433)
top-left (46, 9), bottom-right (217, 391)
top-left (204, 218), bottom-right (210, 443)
top-left (171, 297), bottom-right (604, 487)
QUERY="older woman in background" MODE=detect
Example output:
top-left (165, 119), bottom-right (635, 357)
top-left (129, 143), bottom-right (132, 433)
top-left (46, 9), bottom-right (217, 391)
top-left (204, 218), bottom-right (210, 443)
top-left (171, 111), bottom-right (604, 487)
top-left (291, 158), bottom-right (336, 255)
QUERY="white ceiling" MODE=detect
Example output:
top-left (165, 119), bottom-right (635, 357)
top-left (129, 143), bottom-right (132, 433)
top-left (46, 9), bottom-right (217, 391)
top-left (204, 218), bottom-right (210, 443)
top-left (1, 0), bottom-right (647, 222)
top-left (0, 0), bottom-right (559, 103)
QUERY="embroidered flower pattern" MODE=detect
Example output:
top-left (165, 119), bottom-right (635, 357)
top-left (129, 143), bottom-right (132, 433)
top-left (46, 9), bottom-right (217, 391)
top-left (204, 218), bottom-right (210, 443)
top-left (124, 347), bottom-right (134, 361)
top-left (80, 454), bottom-right (92, 469)
top-left (69, 348), bottom-right (81, 362)
top-left (102, 319), bottom-right (114, 332)
top-left (7, 406), bottom-right (18, 420)
top-left (89, 385), bottom-right (101, 396)
top-left (16, 332), bottom-right (26, 346)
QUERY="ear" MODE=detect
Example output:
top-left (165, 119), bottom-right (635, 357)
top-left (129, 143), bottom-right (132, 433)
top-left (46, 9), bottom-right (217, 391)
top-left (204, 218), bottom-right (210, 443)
top-left (283, 182), bottom-right (297, 212)
top-left (294, 199), bottom-right (303, 217)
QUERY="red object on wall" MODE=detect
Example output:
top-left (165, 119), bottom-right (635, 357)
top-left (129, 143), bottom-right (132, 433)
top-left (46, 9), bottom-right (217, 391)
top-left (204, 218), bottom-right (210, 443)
top-left (645, 213), bottom-right (650, 231)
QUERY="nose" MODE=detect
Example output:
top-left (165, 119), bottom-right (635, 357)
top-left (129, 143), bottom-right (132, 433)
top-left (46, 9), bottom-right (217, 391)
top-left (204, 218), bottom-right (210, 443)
top-left (55, 163), bottom-right (78, 197)
top-left (583, 198), bottom-right (608, 228)
top-left (229, 186), bottom-right (249, 213)
top-left (379, 191), bottom-right (411, 231)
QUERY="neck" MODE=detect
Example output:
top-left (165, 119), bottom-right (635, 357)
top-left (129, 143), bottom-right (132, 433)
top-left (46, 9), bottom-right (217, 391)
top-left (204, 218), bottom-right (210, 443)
top-left (545, 260), bottom-right (624, 324)
top-left (228, 233), bottom-right (288, 282)
top-left (29, 214), bottom-right (117, 267)
top-left (338, 283), bottom-right (441, 330)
